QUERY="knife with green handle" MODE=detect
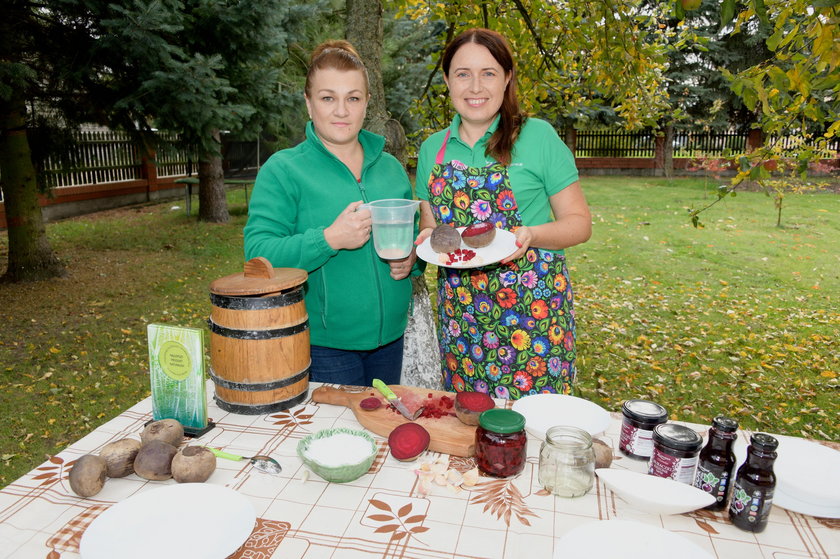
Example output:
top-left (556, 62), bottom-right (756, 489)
top-left (372, 379), bottom-right (423, 421)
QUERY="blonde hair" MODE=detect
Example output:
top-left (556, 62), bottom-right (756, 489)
top-left (305, 40), bottom-right (369, 96)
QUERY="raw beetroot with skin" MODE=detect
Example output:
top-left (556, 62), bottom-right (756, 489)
top-left (388, 423), bottom-right (431, 461)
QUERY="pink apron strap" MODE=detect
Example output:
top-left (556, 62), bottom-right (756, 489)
top-left (435, 130), bottom-right (452, 165)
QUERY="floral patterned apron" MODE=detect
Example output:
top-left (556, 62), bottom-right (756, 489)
top-left (427, 132), bottom-right (577, 399)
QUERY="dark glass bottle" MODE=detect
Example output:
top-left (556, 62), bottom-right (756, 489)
top-left (728, 433), bottom-right (778, 532)
top-left (694, 416), bottom-right (739, 510)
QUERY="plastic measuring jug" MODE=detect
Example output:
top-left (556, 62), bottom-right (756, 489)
top-left (360, 198), bottom-right (420, 260)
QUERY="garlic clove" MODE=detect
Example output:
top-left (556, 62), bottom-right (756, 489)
top-left (461, 467), bottom-right (479, 487)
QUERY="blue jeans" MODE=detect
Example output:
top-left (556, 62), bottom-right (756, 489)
top-left (309, 336), bottom-right (404, 386)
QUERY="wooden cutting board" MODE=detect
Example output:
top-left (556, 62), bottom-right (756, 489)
top-left (310, 384), bottom-right (477, 457)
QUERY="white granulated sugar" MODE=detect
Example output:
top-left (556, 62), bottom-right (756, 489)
top-left (304, 433), bottom-right (373, 466)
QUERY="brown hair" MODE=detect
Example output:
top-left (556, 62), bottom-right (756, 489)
top-left (305, 40), bottom-right (369, 97)
top-left (442, 28), bottom-right (525, 166)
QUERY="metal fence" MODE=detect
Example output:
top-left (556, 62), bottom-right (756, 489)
top-left (673, 130), bottom-right (748, 158)
top-left (0, 130), bottom-right (193, 203)
top-left (575, 128), bottom-right (839, 159)
top-left (3, 128), bottom-right (837, 204)
top-left (575, 129), bottom-right (657, 158)
top-left (41, 131), bottom-right (142, 188)
top-left (39, 131), bottom-right (191, 189)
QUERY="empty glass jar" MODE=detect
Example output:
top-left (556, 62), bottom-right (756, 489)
top-left (538, 426), bottom-right (596, 497)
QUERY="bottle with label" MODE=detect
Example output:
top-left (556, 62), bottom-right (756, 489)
top-left (694, 416), bottom-right (739, 511)
top-left (728, 433), bottom-right (778, 532)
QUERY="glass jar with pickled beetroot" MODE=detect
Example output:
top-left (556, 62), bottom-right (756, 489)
top-left (475, 409), bottom-right (527, 477)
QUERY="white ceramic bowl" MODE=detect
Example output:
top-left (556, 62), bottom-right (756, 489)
top-left (596, 468), bottom-right (715, 515)
top-left (297, 428), bottom-right (377, 483)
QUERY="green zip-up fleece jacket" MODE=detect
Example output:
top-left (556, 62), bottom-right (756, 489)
top-left (244, 122), bottom-right (414, 351)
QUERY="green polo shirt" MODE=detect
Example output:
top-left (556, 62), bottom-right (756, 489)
top-left (415, 115), bottom-right (579, 227)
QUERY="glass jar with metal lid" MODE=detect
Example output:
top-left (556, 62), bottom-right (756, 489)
top-left (648, 423), bottom-right (703, 484)
top-left (619, 399), bottom-right (668, 460)
top-left (538, 426), bottom-right (596, 497)
top-left (475, 408), bottom-right (527, 477)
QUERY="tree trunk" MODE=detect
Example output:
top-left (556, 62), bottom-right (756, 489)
top-left (563, 126), bottom-right (577, 155)
top-left (197, 129), bottom-right (229, 223)
top-left (346, 0), bottom-right (408, 167)
top-left (663, 124), bottom-right (674, 178)
top-left (0, 96), bottom-right (65, 282)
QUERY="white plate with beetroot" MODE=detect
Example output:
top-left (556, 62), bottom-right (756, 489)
top-left (511, 393), bottom-right (610, 439)
top-left (417, 226), bottom-right (517, 268)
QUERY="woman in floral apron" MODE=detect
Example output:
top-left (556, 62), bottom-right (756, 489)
top-left (415, 28), bottom-right (592, 399)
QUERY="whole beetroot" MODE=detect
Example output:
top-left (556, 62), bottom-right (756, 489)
top-left (140, 419), bottom-right (184, 447)
top-left (99, 438), bottom-right (141, 478)
top-left (134, 440), bottom-right (178, 481)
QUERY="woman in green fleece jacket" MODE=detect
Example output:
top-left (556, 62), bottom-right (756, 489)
top-left (244, 40), bottom-right (416, 386)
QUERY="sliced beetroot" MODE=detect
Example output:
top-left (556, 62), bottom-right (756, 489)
top-left (454, 391), bottom-right (495, 426)
top-left (360, 397), bottom-right (382, 411)
top-left (462, 222), bottom-right (496, 249)
top-left (388, 423), bottom-right (431, 461)
top-left (462, 222), bottom-right (494, 237)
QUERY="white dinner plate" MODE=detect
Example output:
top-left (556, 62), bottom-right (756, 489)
top-left (554, 519), bottom-right (714, 559)
top-left (774, 487), bottom-right (840, 518)
top-left (80, 483), bottom-right (256, 559)
top-left (596, 468), bottom-right (716, 515)
top-left (511, 393), bottom-right (610, 439)
top-left (734, 434), bottom-right (840, 516)
top-left (416, 226), bottom-right (517, 269)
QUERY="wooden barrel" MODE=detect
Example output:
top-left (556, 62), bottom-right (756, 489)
top-left (208, 258), bottom-right (310, 414)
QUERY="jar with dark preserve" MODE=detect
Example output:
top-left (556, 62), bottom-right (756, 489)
top-left (619, 399), bottom-right (668, 460)
top-left (694, 416), bottom-right (739, 510)
top-left (648, 423), bottom-right (703, 484)
top-left (729, 433), bottom-right (778, 533)
top-left (475, 408), bottom-right (527, 477)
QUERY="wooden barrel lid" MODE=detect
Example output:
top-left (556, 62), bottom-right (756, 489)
top-left (210, 257), bottom-right (308, 296)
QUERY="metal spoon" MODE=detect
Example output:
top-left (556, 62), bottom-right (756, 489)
top-left (207, 447), bottom-right (283, 475)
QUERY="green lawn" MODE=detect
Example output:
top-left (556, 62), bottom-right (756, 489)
top-left (570, 177), bottom-right (838, 441)
top-left (0, 178), bottom-right (837, 487)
